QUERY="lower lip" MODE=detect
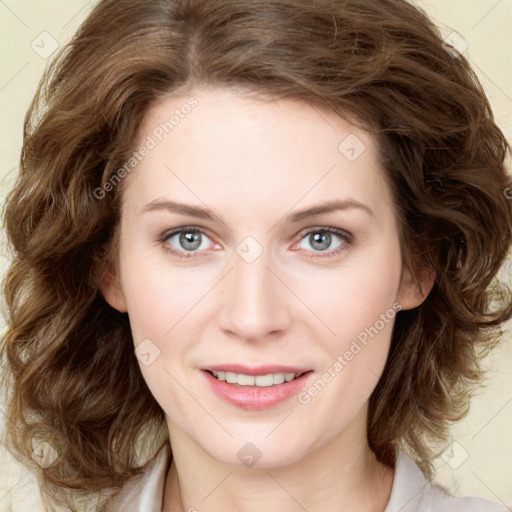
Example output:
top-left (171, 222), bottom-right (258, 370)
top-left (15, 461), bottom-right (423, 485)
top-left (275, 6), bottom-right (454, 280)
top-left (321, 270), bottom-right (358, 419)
top-left (202, 370), bottom-right (313, 410)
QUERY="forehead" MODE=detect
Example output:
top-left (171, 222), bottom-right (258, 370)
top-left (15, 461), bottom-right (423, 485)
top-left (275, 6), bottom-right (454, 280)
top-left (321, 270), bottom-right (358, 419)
top-left (123, 86), bottom-right (392, 222)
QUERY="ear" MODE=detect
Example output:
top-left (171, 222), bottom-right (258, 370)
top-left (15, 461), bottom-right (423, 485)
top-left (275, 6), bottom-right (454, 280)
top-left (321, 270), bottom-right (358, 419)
top-left (98, 266), bottom-right (128, 313)
top-left (397, 263), bottom-right (435, 311)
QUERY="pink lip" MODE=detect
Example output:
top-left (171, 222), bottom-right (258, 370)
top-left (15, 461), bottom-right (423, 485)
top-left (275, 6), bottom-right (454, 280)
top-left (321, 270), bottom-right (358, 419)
top-left (202, 364), bottom-right (312, 376)
top-left (201, 369), bottom-right (314, 410)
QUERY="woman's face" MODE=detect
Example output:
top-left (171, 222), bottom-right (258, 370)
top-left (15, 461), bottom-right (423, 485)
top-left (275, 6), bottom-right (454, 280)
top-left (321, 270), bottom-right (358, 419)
top-left (102, 86), bottom-right (425, 467)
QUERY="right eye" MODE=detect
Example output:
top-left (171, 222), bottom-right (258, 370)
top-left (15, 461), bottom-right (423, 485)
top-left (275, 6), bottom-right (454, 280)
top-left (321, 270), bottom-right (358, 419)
top-left (158, 226), bottom-right (217, 260)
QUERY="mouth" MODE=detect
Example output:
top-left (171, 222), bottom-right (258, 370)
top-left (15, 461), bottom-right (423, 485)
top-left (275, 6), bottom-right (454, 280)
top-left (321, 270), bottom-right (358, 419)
top-left (204, 369), bottom-right (311, 387)
top-left (201, 367), bottom-right (314, 410)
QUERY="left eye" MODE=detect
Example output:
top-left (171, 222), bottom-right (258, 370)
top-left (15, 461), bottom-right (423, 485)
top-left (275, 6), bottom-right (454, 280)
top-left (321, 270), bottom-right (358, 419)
top-left (161, 228), bottom-right (214, 258)
top-left (295, 228), bottom-right (347, 254)
top-left (159, 226), bottom-right (351, 260)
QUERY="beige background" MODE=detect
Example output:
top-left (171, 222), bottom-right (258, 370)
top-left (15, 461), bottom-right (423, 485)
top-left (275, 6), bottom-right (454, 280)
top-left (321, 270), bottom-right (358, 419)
top-left (0, 1), bottom-right (511, 510)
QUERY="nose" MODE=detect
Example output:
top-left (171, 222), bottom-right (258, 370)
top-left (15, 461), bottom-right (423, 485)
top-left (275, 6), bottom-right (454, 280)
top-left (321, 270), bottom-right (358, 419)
top-left (218, 247), bottom-right (292, 342)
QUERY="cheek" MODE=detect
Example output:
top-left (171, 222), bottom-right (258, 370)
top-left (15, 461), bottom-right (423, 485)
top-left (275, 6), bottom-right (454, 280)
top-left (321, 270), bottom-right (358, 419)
top-left (291, 248), bottom-right (402, 342)
top-left (294, 246), bottom-right (402, 395)
top-left (328, 274), bottom-right (399, 346)
top-left (120, 258), bottom-right (206, 422)
top-left (119, 251), bottom-right (208, 343)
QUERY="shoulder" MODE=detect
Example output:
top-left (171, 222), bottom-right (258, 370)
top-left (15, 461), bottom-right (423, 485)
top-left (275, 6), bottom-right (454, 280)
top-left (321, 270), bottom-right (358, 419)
top-left (426, 483), bottom-right (509, 511)
top-left (384, 450), bottom-right (509, 512)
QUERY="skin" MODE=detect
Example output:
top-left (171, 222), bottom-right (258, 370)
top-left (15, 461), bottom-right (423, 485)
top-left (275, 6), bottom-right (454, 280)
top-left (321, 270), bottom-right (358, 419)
top-left (101, 86), bottom-right (432, 512)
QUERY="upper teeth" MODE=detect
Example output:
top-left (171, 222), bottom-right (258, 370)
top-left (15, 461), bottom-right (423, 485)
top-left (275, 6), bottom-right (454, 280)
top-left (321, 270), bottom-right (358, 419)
top-left (211, 371), bottom-right (300, 387)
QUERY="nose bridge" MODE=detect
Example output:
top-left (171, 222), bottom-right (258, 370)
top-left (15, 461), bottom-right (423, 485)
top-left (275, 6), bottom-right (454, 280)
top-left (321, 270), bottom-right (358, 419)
top-left (219, 241), bottom-right (291, 340)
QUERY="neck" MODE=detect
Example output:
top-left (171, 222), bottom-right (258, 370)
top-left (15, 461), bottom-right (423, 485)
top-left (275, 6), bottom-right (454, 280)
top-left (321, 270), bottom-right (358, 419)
top-left (162, 409), bottom-right (394, 512)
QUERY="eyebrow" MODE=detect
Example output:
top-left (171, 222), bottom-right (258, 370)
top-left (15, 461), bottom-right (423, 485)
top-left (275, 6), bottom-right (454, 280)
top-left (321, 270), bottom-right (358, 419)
top-left (141, 198), bottom-right (374, 224)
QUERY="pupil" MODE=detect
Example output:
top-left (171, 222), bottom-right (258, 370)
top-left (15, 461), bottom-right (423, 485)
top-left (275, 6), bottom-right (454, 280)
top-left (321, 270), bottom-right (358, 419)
top-left (311, 232), bottom-right (330, 251)
top-left (180, 231), bottom-right (201, 250)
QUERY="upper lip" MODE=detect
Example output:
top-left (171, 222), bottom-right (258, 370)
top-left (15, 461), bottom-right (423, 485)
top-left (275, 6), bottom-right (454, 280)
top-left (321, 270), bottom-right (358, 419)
top-left (202, 364), bottom-right (312, 376)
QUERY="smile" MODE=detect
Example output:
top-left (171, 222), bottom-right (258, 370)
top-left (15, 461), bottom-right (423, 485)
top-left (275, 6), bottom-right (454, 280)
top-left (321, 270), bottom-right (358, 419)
top-left (209, 370), bottom-right (307, 387)
top-left (202, 369), bottom-right (314, 410)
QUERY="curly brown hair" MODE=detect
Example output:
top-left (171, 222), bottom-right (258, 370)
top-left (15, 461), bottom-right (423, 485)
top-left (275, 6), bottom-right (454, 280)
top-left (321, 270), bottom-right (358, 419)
top-left (1, 0), bottom-right (511, 510)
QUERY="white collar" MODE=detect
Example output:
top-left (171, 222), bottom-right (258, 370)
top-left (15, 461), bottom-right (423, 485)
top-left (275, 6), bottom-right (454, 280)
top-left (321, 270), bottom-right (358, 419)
top-left (102, 443), bottom-right (506, 512)
top-left (383, 449), bottom-right (430, 511)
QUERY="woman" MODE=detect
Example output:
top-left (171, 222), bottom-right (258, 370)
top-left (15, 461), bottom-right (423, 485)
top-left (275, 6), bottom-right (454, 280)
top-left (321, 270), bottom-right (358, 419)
top-left (1, 0), bottom-right (511, 511)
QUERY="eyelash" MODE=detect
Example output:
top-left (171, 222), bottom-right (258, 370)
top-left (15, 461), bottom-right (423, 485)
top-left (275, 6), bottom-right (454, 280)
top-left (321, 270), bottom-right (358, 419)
top-left (157, 225), bottom-right (353, 260)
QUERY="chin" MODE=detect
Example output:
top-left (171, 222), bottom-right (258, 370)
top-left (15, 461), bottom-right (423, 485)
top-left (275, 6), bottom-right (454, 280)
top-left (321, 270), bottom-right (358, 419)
top-left (199, 431), bottom-right (312, 469)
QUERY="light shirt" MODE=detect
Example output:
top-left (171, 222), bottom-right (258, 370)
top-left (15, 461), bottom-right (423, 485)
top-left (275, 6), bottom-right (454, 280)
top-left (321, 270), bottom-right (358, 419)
top-left (102, 443), bottom-right (509, 512)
